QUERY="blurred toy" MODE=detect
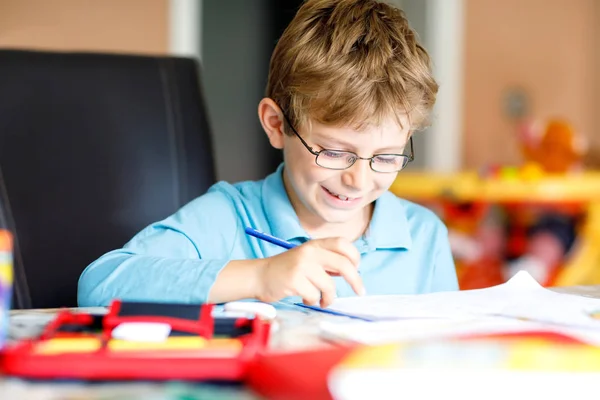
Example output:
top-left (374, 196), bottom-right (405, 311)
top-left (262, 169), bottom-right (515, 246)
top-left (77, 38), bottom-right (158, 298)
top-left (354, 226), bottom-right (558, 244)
top-left (517, 118), bottom-right (587, 174)
top-left (583, 146), bottom-right (600, 170)
top-left (492, 118), bottom-right (586, 284)
top-left (389, 159), bottom-right (600, 287)
top-left (447, 205), bottom-right (507, 290)
top-left (442, 201), bottom-right (488, 234)
top-left (554, 203), bottom-right (600, 286)
top-left (480, 162), bottom-right (545, 183)
top-left (504, 214), bottom-right (578, 286)
top-left (518, 162), bottom-right (545, 181)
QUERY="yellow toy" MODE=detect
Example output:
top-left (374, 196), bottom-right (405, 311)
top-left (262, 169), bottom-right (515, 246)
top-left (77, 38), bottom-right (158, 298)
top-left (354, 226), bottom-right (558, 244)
top-left (518, 118), bottom-right (586, 174)
top-left (389, 171), bottom-right (600, 287)
top-left (388, 116), bottom-right (600, 288)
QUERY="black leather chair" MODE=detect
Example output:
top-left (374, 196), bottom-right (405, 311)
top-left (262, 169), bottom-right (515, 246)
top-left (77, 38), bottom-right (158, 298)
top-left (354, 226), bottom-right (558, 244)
top-left (0, 49), bottom-right (216, 309)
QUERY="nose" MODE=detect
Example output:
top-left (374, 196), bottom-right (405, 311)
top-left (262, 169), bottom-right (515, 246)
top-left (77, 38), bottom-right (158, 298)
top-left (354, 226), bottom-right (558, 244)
top-left (342, 159), bottom-right (370, 191)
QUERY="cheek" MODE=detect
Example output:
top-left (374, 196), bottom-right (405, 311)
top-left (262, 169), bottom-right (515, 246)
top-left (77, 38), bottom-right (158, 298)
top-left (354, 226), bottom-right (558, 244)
top-left (282, 144), bottom-right (302, 165)
top-left (308, 168), bottom-right (340, 187)
top-left (285, 152), bottom-right (334, 187)
top-left (373, 174), bottom-right (398, 192)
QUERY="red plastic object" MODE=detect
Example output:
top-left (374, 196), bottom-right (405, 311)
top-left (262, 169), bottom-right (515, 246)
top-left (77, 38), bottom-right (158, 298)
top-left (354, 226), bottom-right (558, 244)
top-left (246, 345), bottom-right (357, 400)
top-left (1, 300), bottom-right (271, 381)
top-left (245, 330), bottom-right (587, 399)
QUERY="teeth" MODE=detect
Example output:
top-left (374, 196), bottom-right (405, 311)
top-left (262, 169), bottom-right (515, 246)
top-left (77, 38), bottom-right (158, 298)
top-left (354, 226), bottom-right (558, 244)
top-left (325, 187), bottom-right (352, 201)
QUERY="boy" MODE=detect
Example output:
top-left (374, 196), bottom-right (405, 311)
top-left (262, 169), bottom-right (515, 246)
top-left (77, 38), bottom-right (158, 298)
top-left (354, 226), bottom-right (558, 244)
top-left (78, 0), bottom-right (458, 308)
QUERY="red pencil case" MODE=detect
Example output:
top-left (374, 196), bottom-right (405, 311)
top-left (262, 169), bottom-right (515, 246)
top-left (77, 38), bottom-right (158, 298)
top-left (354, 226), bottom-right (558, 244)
top-left (0, 299), bottom-right (271, 381)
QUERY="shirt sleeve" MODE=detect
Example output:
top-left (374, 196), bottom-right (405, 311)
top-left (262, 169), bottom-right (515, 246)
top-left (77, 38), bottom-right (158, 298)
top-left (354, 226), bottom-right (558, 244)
top-left (77, 189), bottom-right (242, 307)
top-left (430, 222), bottom-right (460, 292)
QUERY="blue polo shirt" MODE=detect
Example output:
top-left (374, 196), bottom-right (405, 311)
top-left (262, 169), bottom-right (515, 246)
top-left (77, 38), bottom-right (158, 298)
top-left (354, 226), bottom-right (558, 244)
top-left (78, 163), bottom-right (458, 307)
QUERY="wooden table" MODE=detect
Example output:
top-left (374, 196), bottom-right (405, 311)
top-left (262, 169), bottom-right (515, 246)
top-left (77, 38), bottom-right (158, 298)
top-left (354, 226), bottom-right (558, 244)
top-left (2, 285), bottom-right (600, 399)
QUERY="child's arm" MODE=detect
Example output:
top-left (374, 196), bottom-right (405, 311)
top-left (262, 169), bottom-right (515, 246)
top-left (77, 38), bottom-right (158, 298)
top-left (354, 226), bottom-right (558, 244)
top-left (77, 189), bottom-right (252, 307)
top-left (77, 226), bottom-right (241, 307)
top-left (209, 237), bottom-right (364, 307)
top-left (78, 232), bottom-right (363, 307)
top-left (77, 190), bottom-right (363, 307)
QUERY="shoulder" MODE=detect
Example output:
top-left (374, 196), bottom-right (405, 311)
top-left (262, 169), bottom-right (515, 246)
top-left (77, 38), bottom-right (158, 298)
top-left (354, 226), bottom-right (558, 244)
top-left (129, 178), bottom-right (265, 241)
top-left (180, 178), bottom-right (264, 213)
top-left (379, 194), bottom-right (458, 291)
top-left (399, 197), bottom-right (447, 233)
top-left (160, 178), bottom-right (265, 232)
top-left (382, 193), bottom-right (449, 250)
top-left (380, 192), bottom-right (446, 232)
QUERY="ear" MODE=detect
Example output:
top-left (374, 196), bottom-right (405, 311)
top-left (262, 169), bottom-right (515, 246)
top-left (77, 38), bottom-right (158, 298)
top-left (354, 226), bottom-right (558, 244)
top-left (258, 98), bottom-right (285, 149)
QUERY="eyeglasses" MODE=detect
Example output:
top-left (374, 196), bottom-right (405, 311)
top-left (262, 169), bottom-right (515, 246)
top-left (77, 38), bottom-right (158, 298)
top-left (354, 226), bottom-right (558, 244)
top-left (282, 113), bottom-right (414, 173)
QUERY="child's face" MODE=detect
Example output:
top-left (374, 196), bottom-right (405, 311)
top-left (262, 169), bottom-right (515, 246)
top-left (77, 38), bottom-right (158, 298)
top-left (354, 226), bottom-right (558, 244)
top-left (281, 115), bottom-right (411, 229)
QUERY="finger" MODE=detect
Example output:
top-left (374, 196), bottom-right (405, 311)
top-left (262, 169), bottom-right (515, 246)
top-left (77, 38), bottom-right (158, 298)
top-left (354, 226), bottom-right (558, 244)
top-left (307, 268), bottom-right (336, 308)
top-left (293, 276), bottom-right (322, 306)
top-left (314, 237), bottom-right (361, 268)
top-left (318, 249), bottom-right (365, 296)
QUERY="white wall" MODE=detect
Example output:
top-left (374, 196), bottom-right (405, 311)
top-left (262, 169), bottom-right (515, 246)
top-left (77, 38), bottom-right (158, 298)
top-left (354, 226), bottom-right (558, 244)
top-left (169, 0), bottom-right (202, 60)
top-left (389, 0), bottom-right (465, 172)
top-left (424, 0), bottom-right (465, 172)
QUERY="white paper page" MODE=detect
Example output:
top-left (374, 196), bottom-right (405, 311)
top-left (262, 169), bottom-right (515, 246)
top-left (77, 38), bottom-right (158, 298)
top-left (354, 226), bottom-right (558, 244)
top-left (326, 271), bottom-right (600, 331)
top-left (319, 316), bottom-right (536, 345)
top-left (327, 271), bottom-right (539, 320)
top-left (496, 284), bottom-right (600, 330)
top-left (319, 316), bottom-right (600, 346)
top-left (329, 369), bottom-right (600, 400)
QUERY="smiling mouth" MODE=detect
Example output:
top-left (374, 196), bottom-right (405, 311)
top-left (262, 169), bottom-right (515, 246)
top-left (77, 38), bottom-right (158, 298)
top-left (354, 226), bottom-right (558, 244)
top-left (323, 187), bottom-right (359, 202)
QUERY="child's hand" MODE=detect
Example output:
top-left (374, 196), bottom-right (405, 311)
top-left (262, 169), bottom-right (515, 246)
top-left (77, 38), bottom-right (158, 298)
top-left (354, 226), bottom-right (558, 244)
top-left (257, 237), bottom-right (364, 308)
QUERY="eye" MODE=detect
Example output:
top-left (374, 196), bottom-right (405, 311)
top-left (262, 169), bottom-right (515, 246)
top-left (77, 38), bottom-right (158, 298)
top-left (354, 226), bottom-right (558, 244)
top-left (321, 150), bottom-right (346, 159)
top-left (373, 155), bottom-right (400, 164)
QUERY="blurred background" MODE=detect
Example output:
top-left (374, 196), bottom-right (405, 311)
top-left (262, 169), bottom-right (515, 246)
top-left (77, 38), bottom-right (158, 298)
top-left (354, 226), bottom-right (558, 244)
top-left (1, 0), bottom-right (599, 290)
top-left (2, 0), bottom-right (597, 182)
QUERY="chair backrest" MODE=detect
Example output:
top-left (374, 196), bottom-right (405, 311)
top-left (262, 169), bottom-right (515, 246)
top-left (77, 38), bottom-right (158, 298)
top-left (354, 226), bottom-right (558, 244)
top-left (0, 49), bottom-right (216, 309)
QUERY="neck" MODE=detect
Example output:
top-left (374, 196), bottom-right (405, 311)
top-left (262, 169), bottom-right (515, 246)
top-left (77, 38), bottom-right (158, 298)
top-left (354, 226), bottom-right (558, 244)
top-left (304, 204), bottom-right (373, 241)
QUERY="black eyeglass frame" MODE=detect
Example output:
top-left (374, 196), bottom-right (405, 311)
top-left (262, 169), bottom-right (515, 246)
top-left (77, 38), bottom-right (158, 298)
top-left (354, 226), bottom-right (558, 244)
top-left (282, 113), bottom-right (414, 173)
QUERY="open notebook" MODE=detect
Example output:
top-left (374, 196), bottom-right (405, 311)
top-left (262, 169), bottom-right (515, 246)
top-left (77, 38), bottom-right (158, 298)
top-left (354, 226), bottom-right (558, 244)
top-left (306, 271), bottom-right (600, 345)
top-left (322, 271), bottom-right (600, 327)
top-left (320, 272), bottom-right (600, 400)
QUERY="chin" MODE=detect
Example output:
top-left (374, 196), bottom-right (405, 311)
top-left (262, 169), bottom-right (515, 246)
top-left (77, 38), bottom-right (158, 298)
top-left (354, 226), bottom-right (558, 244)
top-left (313, 205), bottom-right (364, 224)
top-left (318, 213), bottom-right (352, 224)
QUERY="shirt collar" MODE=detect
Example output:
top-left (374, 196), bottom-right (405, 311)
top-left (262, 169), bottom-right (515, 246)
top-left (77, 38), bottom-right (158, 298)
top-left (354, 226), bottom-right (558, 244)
top-left (364, 191), bottom-right (413, 250)
top-left (261, 163), bottom-right (310, 243)
top-left (261, 163), bottom-right (412, 250)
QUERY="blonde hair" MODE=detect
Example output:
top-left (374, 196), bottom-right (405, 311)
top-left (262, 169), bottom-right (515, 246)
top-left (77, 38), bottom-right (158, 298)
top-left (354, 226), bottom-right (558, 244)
top-left (266, 0), bottom-right (438, 133)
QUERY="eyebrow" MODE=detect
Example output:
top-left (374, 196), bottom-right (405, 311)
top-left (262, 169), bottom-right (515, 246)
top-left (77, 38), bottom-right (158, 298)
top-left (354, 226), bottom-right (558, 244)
top-left (312, 134), bottom-right (353, 149)
top-left (313, 133), bottom-right (407, 154)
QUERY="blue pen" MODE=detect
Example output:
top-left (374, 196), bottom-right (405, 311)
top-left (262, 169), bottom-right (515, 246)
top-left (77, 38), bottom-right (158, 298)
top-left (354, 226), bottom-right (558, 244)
top-left (245, 226), bottom-right (366, 320)
top-left (244, 227), bottom-right (297, 250)
top-left (294, 303), bottom-right (375, 322)
top-left (244, 227), bottom-right (359, 277)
